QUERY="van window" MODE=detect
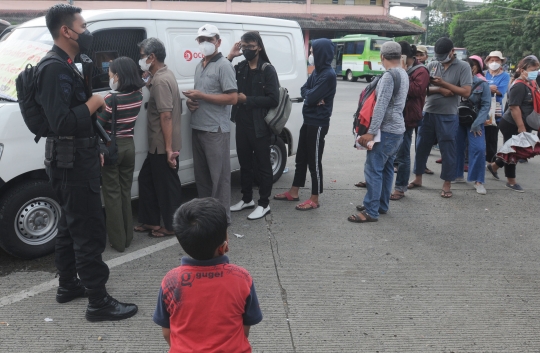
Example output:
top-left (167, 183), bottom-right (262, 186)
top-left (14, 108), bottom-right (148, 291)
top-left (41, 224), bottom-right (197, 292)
top-left (370, 39), bottom-right (389, 51)
top-left (85, 28), bottom-right (146, 91)
top-left (260, 34), bottom-right (293, 74)
top-left (345, 41), bottom-right (355, 55)
top-left (355, 41), bottom-right (365, 55)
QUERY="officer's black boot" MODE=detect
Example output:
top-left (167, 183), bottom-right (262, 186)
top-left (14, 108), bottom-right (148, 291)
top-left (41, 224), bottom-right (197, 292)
top-left (85, 287), bottom-right (138, 322)
top-left (56, 277), bottom-right (87, 303)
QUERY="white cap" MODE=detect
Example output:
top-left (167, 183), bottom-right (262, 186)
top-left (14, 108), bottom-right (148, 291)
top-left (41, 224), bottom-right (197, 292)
top-left (197, 24), bottom-right (220, 38)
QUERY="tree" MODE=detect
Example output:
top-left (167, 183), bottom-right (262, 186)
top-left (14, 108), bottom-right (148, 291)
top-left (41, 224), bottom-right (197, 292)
top-left (423, 0), bottom-right (467, 45)
top-left (394, 17), bottom-right (423, 43)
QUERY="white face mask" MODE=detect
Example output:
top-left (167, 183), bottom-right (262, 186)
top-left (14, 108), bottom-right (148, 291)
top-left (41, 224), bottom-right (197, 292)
top-left (139, 57), bottom-right (152, 72)
top-left (199, 41), bottom-right (216, 56)
top-left (308, 55), bottom-right (314, 66)
top-left (109, 77), bottom-right (119, 91)
top-left (488, 62), bottom-right (501, 71)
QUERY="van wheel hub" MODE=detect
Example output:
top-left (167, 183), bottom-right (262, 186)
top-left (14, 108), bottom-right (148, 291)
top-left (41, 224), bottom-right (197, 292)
top-left (15, 198), bottom-right (60, 245)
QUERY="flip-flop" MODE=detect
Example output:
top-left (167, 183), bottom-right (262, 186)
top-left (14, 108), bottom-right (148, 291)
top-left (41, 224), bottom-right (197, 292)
top-left (355, 205), bottom-right (387, 214)
top-left (440, 190), bottom-right (453, 198)
top-left (390, 193), bottom-right (405, 201)
top-left (354, 181), bottom-right (367, 188)
top-left (133, 224), bottom-right (159, 233)
top-left (407, 182), bottom-right (422, 189)
top-left (274, 191), bottom-right (300, 201)
top-left (295, 199), bottom-right (320, 211)
top-left (347, 210), bottom-right (378, 223)
top-left (424, 168), bottom-right (434, 175)
top-left (149, 227), bottom-right (175, 238)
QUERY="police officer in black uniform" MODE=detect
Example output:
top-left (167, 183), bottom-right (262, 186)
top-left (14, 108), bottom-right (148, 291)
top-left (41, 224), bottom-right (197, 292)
top-left (36, 4), bottom-right (137, 322)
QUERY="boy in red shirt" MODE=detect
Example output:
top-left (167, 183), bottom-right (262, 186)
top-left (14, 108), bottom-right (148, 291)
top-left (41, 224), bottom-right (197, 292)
top-left (153, 197), bottom-right (263, 352)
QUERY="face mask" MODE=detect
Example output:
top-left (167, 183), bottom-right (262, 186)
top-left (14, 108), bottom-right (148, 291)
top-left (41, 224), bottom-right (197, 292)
top-left (243, 49), bottom-right (258, 61)
top-left (68, 28), bottom-right (93, 52)
top-left (488, 62), bottom-right (501, 71)
top-left (308, 55), bottom-right (314, 66)
top-left (527, 70), bottom-right (539, 81)
top-left (438, 54), bottom-right (452, 64)
top-left (109, 77), bottom-right (119, 91)
top-left (139, 57), bottom-right (152, 72)
top-left (199, 41), bottom-right (216, 56)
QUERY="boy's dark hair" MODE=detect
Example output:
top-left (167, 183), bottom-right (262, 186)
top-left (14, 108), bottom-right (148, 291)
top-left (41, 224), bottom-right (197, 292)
top-left (109, 57), bottom-right (146, 93)
top-left (173, 198), bottom-right (228, 261)
top-left (241, 31), bottom-right (271, 64)
top-left (138, 37), bottom-right (167, 62)
top-left (45, 4), bottom-right (82, 39)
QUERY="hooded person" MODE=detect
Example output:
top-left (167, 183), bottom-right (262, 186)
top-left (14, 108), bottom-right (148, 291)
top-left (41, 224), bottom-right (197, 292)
top-left (274, 38), bottom-right (337, 211)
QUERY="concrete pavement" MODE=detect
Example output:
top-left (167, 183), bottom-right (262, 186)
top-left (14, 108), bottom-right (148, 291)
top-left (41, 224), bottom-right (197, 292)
top-left (1, 80), bottom-right (540, 352)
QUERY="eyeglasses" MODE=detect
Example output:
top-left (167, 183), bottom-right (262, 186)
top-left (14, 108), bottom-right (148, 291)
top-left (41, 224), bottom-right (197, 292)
top-left (240, 45), bottom-right (258, 51)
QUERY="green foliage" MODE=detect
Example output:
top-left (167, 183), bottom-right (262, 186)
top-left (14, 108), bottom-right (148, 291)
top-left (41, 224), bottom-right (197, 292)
top-left (394, 17), bottom-right (423, 43)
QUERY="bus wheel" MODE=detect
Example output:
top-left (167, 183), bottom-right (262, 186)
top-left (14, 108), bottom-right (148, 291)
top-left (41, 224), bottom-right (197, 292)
top-left (365, 76), bottom-right (373, 83)
top-left (346, 70), bottom-right (358, 82)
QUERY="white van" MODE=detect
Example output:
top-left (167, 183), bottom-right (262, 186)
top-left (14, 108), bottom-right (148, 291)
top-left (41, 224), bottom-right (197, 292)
top-left (0, 10), bottom-right (307, 259)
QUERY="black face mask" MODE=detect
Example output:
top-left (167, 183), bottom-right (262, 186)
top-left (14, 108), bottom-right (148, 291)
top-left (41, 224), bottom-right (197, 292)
top-left (243, 49), bottom-right (258, 61)
top-left (69, 28), bottom-right (93, 52)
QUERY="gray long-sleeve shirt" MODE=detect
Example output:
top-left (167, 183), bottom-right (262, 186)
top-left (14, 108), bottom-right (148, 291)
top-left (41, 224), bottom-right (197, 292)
top-left (368, 68), bottom-right (409, 135)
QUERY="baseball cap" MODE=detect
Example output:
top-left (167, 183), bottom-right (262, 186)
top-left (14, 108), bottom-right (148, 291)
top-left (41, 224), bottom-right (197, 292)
top-left (416, 45), bottom-right (428, 54)
top-left (380, 41), bottom-right (402, 57)
top-left (197, 24), bottom-right (220, 38)
top-left (434, 37), bottom-right (454, 61)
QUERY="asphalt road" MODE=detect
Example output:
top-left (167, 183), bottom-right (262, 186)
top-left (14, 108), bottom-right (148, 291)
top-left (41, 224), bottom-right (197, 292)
top-left (2, 79), bottom-right (540, 352)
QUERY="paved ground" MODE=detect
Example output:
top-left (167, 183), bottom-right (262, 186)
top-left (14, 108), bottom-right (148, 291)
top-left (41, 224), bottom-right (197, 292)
top-left (2, 79), bottom-right (540, 352)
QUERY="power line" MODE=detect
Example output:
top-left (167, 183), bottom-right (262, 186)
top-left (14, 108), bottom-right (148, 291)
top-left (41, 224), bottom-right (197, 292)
top-left (455, 14), bottom-right (530, 22)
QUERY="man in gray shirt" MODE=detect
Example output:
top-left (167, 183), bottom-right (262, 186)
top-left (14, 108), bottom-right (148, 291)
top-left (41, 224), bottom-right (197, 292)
top-left (350, 41), bottom-right (409, 223)
top-left (409, 37), bottom-right (472, 198)
top-left (185, 24), bottom-right (238, 223)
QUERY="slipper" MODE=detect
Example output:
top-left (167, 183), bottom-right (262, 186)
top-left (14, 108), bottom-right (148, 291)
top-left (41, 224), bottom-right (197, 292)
top-left (134, 224), bottom-right (159, 233)
top-left (424, 168), bottom-right (434, 175)
top-left (354, 181), bottom-right (367, 188)
top-left (355, 205), bottom-right (387, 214)
top-left (487, 164), bottom-right (499, 180)
top-left (274, 191), bottom-right (300, 201)
top-left (149, 227), bottom-right (175, 238)
top-left (407, 182), bottom-right (422, 189)
top-left (295, 199), bottom-right (320, 211)
top-left (347, 210), bottom-right (378, 223)
top-left (390, 193), bottom-right (405, 201)
top-left (440, 190), bottom-right (453, 198)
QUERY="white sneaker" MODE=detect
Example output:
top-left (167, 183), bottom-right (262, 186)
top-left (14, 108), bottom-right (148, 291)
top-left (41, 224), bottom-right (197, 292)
top-left (230, 200), bottom-right (255, 212)
top-left (474, 183), bottom-right (487, 195)
top-left (247, 206), bottom-right (271, 220)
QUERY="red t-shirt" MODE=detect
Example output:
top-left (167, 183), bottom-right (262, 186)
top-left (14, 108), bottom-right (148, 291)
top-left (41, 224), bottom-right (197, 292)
top-left (153, 256), bottom-right (262, 353)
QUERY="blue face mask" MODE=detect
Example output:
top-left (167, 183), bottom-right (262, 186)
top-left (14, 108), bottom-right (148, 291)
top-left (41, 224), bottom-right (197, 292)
top-left (528, 70), bottom-right (539, 81)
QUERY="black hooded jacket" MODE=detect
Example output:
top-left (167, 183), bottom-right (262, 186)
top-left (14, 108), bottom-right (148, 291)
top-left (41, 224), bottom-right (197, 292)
top-left (301, 39), bottom-right (337, 127)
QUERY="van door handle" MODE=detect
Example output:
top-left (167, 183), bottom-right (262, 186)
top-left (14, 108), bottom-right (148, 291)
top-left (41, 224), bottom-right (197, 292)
top-left (290, 97), bottom-right (304, 103)
top-left (144, 102), bottom-right (148, 110)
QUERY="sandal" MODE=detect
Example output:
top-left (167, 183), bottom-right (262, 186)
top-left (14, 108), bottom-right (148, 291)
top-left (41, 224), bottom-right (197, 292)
top-left (295, 199), bottom-right (320, 211)
top-left (390, 192), bottom-right (405, 201)
top-left (407, 182), bottom-right (422, 189)
top-left (134, 224), bottom-right (160, 233)
top-left (425, 168), bottom-right (434, 175)
top-left (354, 181), bottom-right (367, 188)
top-left (149, 227), bottom-right (175, 238)
top-left (347, 210), bottom-right (378, 223)
top-left (440, 190), bottom-right (453, 198)
top-left (355, 205), bottom-right (387, 214)
top-left (274, 191), bottom-right (300, 201)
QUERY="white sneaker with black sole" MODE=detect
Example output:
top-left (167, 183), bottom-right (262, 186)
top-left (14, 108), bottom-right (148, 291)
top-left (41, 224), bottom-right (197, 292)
top-left (230, 200), bottom-right (255, 212)
top-left (247, 206), bottom-right (271, 220)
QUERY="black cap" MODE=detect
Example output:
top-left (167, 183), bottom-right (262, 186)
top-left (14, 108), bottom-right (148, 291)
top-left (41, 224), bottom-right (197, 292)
top-left (434, 37), bottom-right (454, 61)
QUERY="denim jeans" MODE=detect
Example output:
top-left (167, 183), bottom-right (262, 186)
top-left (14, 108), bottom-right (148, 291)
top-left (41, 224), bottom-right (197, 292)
top-left (363, 131), bottom-right (403, 219)
top-left (455, 124), bottom-right (486, 183)
top-left (414, 112), bottom-right (458, 181)
top-left (394, 128), bottom-right (414, 192)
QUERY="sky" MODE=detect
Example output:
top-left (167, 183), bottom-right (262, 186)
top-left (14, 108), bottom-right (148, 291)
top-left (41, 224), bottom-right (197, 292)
top-left (390, 6), bottom-right (421, 19)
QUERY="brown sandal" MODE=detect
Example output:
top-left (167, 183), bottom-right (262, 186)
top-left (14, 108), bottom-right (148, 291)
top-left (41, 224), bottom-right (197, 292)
top-left (347, 210), bottom-right (378, 223)
top-left (134, 224), bottom-right (160, 233)
top-left (390, 192), bottom-right (405, 201)
top-left (354, 181), bottom-right (367, 188)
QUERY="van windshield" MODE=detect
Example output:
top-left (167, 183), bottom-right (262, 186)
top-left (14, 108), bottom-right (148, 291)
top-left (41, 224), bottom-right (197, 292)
top-left (0, 27), bottom-right (52, 102)
top-left (370, 39), bottom-right (389, 51)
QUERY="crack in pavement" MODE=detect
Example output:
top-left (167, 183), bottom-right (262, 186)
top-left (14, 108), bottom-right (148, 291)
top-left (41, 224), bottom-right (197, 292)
top-left (265, 213), bottom-right (296, 353)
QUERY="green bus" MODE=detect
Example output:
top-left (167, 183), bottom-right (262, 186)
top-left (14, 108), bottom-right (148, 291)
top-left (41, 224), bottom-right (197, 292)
top-left (331, 34), bottom-right (392, 82)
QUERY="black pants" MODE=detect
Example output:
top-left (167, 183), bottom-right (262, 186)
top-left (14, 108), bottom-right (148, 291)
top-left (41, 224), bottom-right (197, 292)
top-left (236, 124), bottom-right (273, 208)
top-left (494, 119), bottom-right (517, 179)
top-left (52, 177), bottom-right (109, 289)
top-left (138, 153), bottom-right (182, 231)
top-left (485, 125), bottom-right (499, 163)
top-left (292, 124), bottom-right (329, 195)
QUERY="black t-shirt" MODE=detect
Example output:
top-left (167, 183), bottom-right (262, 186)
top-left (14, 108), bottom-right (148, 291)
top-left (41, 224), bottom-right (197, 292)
top-left (503, 81), bottom-right (534, 127)
top-left (236, 68), bottom-right (254, 128)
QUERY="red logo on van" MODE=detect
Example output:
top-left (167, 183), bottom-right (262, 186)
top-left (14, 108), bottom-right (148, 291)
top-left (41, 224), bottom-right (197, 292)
top-left (184, 50), bottom-right (193, 61)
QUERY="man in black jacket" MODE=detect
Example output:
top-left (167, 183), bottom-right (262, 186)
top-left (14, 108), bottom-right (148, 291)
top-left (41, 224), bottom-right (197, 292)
top-left (274, 39), bottom-right (337, 211)
top-left (227, 31), bottom-right (280, 220)
top-left (36, 4), bottom-right (137, 321)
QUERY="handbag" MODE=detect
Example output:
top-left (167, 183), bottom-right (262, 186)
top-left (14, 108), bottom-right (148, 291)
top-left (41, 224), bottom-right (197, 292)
top-left (458, 81), bottom-right (482, 126)
top-left (260, 63), bottom-right (292, 135)
top-left (101, 93), bottom-right (119, 166)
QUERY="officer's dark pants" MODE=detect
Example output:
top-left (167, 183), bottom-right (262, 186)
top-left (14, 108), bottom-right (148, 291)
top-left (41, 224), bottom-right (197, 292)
top-left (52, 177), bottom-right (110, 289)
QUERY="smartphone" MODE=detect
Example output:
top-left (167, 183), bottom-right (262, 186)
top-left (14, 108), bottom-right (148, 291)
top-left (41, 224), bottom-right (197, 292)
top-left (429, 66), bottom-right (438, 78)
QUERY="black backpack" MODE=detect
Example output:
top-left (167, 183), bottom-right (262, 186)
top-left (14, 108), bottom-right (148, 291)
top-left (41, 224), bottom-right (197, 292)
top-left (458, 81), bottom-right (483, 126)
top-left (16, 52), bottom-right (65, 143)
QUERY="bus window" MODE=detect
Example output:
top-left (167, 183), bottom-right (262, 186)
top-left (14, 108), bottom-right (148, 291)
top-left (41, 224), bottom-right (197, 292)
top-left (345, 42), bottom-right (355, 54)
top-left (355, 41), bottom-right (365, 55)
top-left (370, 39), bottom-right (389, 51)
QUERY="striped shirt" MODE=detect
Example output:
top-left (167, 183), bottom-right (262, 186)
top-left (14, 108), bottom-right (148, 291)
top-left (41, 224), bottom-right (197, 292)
top-left (97, 90), bottom-right (143, 138)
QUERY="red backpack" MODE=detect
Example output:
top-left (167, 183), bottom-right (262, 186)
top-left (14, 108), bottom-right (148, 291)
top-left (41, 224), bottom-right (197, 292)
top-left (352, 69), bottom-right (401, 137)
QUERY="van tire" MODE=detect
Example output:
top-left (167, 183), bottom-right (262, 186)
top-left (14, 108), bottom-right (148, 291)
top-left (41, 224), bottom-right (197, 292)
top-left (0, 180), bottom-right (60, 259)
top-left (365, 76), bottom-right (373, 83)
top-left (346, 70), bottom-right (358, 82)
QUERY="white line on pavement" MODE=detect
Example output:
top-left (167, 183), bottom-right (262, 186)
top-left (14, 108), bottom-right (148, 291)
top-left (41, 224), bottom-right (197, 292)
top-left (0, 238), bottom-right (178, 308)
